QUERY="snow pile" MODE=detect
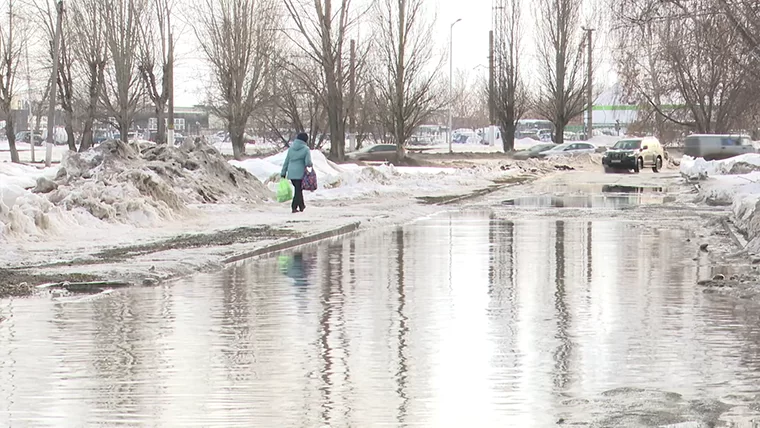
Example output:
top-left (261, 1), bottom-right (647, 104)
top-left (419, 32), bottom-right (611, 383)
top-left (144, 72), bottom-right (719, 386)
top-left (0, 139), bottom-right (273, 242)
top-left (681, 154), bottom-right (760, 251)
top-left (0, 162), bottom-right (100, 241)
top-left (542, 153), bottom-right (604, 166)
top-left (51, 140), bottom-right (271, 222)
top-left (232, 149), bottom-right (513, 200)
top-left (680, 154), bottom-right (760, 180)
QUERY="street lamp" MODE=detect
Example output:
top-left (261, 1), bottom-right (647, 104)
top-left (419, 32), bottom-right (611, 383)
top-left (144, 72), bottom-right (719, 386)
top-left (448, 18), bottom-right (462, 154)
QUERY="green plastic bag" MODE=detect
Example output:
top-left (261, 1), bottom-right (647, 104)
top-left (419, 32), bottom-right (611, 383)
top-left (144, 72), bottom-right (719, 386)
top-left (277, 178), bottom-right (293, 202)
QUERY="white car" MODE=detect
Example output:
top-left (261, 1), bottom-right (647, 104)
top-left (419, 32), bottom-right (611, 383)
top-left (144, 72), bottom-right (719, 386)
top-left (539, 142), bottom-right (596, 158)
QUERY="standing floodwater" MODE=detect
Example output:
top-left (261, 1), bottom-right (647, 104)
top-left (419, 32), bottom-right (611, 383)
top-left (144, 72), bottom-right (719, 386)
top-left (2, 211), bottom-right (760, 427)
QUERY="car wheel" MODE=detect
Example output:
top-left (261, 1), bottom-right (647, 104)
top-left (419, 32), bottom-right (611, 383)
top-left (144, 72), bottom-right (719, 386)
top-left (604, 166), bottom-right (613, 174)
top-left (634, 157), bottom-right (643, 173)
top-left (652, 156), bottom-right (662, 173)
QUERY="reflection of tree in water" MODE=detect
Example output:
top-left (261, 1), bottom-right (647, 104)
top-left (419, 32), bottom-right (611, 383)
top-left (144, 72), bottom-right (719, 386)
top-left (317, 241), bottom-right (354, 426)
top-left (486, 218), bottom-right (518, 360)
top-left (393, 227), bottom-right (410, 425)
top-left (586, 221), bottom-right (593, 287)
top-left (84, 289), bottom-right (166, 418)
top-left (553, 220), bottom-right (572, 392)
top-left (218, 264), bottom-right (254, 383)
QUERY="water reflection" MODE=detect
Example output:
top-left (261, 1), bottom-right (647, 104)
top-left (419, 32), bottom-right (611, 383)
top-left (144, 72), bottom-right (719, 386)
top-left (2, 212), bottom-right (760, 426)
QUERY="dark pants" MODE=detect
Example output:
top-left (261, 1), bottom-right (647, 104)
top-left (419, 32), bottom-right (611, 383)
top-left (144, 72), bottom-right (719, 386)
top-left (291, 179), bottom-right (305, 212)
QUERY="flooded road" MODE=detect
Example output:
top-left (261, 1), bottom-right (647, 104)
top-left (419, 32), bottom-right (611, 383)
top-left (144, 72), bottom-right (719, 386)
top-left (3, 207), bottom-right (760, 426)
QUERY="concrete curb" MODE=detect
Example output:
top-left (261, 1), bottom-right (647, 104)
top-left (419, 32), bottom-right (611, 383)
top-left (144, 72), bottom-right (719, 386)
top-left (222, 222), bottom-right (362, 264)
top-left (439, 185), bottom-right (505, 205)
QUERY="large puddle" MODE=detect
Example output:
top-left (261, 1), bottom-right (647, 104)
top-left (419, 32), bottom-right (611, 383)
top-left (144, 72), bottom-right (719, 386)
top-left (503, 185), bottom-right (670, 209)
top-left (2, 212), bottom-right (760, 427)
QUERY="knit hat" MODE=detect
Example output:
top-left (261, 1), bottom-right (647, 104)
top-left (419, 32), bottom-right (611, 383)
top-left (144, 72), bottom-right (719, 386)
top-left (296, 132), bottom-right (309, 143)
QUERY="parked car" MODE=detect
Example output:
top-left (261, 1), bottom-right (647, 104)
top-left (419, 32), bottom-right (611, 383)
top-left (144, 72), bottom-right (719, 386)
top-left (93, 130), bottom-right (113, 145)
top-left (602, 137), bottom-right (664, 173)
top-left (15, 131), bottom-right (44, 146)
top-left (513, 143), bottom-right (556, 160)
top-left (684, 134), bottom-right (754, 161)
top-left (539, 142), bottom-right (596, 158)
top-left (346, 144), bottom-right (398, 163)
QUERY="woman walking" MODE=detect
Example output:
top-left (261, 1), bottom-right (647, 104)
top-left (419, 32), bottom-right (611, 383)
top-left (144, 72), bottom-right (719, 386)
top-left (280, 132), bottom-right (313, 213)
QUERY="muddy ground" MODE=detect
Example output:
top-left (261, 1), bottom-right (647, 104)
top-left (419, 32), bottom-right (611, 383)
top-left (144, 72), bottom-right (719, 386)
top-left (0, 226), bottom-right (300, 298)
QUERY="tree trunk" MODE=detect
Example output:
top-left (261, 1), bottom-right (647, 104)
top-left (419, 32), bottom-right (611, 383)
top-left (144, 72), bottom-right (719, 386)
top-left (119, 119), bottom-right (129, 143)
top-left (325, 71), bottom-right (345, 161)
top-left (34, 115), bottom-right (43, 142)
top-left (229, 121), bottom-right (245, 160)
top-left (65, 122), bottom-right (75, 151)
top-left (555, 121), bottom-right (566, 146)
top-left (81, 119), bottom-right (94, 152)
top-left (64, 110), bottom-right (76, 151)
top-left (5, 113), bottom-right (19, 163)
top-left (156, 105), bottom-right (167, 144)
top-left (501, 120), bottom-right (516, 153)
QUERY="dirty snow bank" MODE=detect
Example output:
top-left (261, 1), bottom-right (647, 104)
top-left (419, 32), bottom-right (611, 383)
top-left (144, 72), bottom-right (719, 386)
top-left (680, 155), bottom-right (760, 251)
top-left (1, 139), bottom-right (271, 242)
top-left (680, 154), bottom-right (760, 180)
top-left (55, 140), bottom-right (270, 219)
top-left (231, 149), bottom-right (522, 200)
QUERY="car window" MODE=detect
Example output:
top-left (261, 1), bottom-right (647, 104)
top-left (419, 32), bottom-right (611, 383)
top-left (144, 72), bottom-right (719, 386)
top-left (722, 137), bottom-right (740, 146)
top-left (613, 140), bottom-right (640, 150)
top-left (567, 144), bottom-right (577, 150)
top-left (581, 144), bottom-right (592, 149)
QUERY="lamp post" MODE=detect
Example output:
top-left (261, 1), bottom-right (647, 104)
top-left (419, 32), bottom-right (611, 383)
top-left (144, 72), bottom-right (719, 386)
top-left (448, 18), bottom-right (462, 154)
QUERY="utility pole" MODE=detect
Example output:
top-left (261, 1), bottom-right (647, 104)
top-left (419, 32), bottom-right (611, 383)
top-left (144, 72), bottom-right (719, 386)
top-left (488, 30), bottom-right (495, 146)
top-left (448, 19), bottom-right (462, 154)
top-left (25, 35), bottom-right (34, 163)
top-left (489, 31), bottom-right (494, 126)
top-left (349, 39), bottom-right (356, 152)
top-left (584, 27), bottom-right (594, 142)
top-left (45, 0), bottom-right (63, 167)
top-left (167, 26), bottom-right (174, 146)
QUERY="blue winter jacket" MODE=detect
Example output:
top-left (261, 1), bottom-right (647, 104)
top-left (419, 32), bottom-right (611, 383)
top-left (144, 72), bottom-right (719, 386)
top-left (281, 139), bottom-right (313, 180)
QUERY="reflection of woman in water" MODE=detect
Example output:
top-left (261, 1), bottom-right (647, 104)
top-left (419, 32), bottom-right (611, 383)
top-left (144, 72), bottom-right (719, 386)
top-left (279, 252), bottom-right (310, 287)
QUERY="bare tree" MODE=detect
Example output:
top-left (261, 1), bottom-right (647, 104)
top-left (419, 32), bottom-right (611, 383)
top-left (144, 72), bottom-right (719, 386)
top-left (451, 69), bottom-right (489, 130)
top-left (263, 53), bottom-right (330, 148)
top-left (69, 0), bottom-right (107, 151)
top-left (195, 0), bottom-right (279, 160)
top-left (494, 0), bottom-right (529, 151)
top-left (0, 0), bottom-right (25, 163)
top-left (534, 0), bottom-right (588, 145)
top-left (611, 0), bottom-right (757, 134)
top-left (283, 0), bottom-right (359, 161)
top-left (31, 0), bottom-right (77, 150)
top-left (100, 0), bottom-right (144, 143)
top-left (30, 77), bottom-right (51, 142)
top-left (136, 0), bottom-right (173, 144)
top-left (373, 0), bottom-right (443, 160)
